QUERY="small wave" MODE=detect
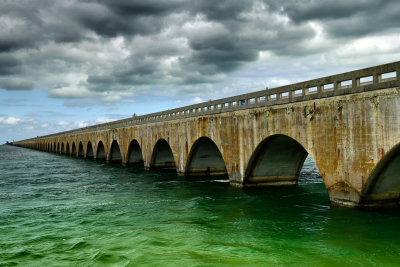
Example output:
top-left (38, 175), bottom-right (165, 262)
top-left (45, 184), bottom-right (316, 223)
top-left (0, 193), bottom-right (16, 198)
top-left (212, 179), bottom-right (230, 183)
top-left (8, 249), bottom-right (44, 260)
top-left (89, 251), bottom-right (130, 266)
top-left (69, 241), bottom-right (89, 250)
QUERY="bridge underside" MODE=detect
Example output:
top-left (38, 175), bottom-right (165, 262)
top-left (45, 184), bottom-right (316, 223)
top-left (245, 135), bottom-right (308, 187)
top-left (149, 139), bottom-right (175, 170)
top-left (185, 137), bottom-right (227, 177)
top-left (360, 143), bottom-right (400, 207)
top-left (126, 140), bottom-right (143, 166)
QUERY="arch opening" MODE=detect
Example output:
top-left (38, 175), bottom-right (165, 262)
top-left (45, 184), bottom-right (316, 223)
top-left (245, 134), bottom-right (308, 186)
top-left (110, 140), bottom-right (122, 162)
top-left (185, 137), bottom-right (227, 177)
top-left (61, 143), bottom-right (65, 154)
top-left (86, 142), bottom-right (94, 159)
top-left (56, 143), bottom-right (60, 153)
top-left (71, 142), bottom-right (77, 157)
top-left (361, 142), bottom-right (400, 207)
top-left (96, 141), bottom-right (106, 160)
top-left (127, 140), bottom-right (143, 166)
top-left (150, 139), bottom-right (175, 170)
top-left (66, 143), bottom-right (70, 155)
top-left (53, 143), bottom-right (56, 153)
top-left (78, 142), bottom-right (84, 158)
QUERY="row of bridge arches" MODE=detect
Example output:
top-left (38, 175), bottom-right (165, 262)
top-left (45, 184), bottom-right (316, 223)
top-left (37, 138), bottom-right (228, 176)
top-left (31, 135), bottom-right (319, 185)
top-left (44, 141), bottom-right (110, 161)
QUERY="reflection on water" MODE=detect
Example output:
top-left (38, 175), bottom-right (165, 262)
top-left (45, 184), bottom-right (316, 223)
top-left (0, 146), bottom-right (399, 266)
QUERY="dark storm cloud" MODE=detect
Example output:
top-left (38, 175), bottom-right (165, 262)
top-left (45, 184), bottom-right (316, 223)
top-left (0, 54), bottom-right (22, 75)
top-left (70, 0), bottom-right (185, 38)
top-left (1, 0), bottom-right (399, 98)
top-left (0, 78), bottom-right (33, 90)
top-left (191, 1), bottom-right (251, 21)
top-left (274, 0), bottom-right (380, 22)
top-left (94, 0), bottom-right (184, 16)
top-left (268, 0), bottom-right (400, 37)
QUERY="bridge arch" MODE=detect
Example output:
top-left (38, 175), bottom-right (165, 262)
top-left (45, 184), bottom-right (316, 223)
top-left (71, 142), bottom-right (77, 157)
top-left (361, 142), bottom-right (400, 207)
top-left (150, 139), bottom-right (175, 170)
top-left (66, 142), bottom-right (70, 155)
top-left (56, 143), bottom-right (60, 153)
top-left (61, 143), bottom-right (65, 154)
top-left (126, 139), bottom-right (144, 166)
top-left (109, 140), bottom-right (122, 162)
top-left (244, 134), bottom-right (311, 186)
top-left (96, 140), bottom-right (106, 160)
top-left (86, 141), bottom-right (94, 159)
top-left (78, 142), bottom-right (84, 158)
top-left (185, 136), bottom-right (227, 177)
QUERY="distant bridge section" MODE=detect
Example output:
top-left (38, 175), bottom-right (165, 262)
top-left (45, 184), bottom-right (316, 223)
top-left (13, 61), bottom-right (400, 208)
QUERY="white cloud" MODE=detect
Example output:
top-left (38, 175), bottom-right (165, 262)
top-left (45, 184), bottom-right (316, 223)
top-left (95, 117), bottom-right (117, 124)
top-left (189, 96), bottom-right (204, 104)
top-left (57, 121), bottom-right (69, 126)
top-left (328, 33), bottom-right (400, 66)
top-left (0, 116), bottom-right (22, 125)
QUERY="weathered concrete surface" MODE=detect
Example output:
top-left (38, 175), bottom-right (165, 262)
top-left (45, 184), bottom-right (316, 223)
top-left (15, 88), bottom-right (400, 208)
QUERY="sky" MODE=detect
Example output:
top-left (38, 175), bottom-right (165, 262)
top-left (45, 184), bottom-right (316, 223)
top-left (1, 0), bottom-right (400, 144)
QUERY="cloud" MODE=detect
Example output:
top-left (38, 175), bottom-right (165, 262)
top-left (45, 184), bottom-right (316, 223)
top-left (189, 96), bottom-right (204, 104)
top-left (272, 0), bottom-right (400, 38)
top-left (0, 54), bottom-right (23, 75)
top-left (25, 110), bottom-right (73, 118)
top-left (0, 78), bottom-right (33, 90)
top-left (0, 0), bottom-right (399, 102)
top-left (95, 117), bottom-right (117, 124)
top-left (57, 121), bottom-right (69, 127)
top-left (0, 116), bottom-right (22, 125)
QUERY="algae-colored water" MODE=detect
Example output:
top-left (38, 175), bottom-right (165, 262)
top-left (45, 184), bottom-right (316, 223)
top-left (1, 145), bottom-right (400, 266)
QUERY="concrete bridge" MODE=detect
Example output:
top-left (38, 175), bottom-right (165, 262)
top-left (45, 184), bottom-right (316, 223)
top-left (13, 61), bottom-right (400, 208)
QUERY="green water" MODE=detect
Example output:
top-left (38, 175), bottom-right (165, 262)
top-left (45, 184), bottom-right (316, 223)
top-left (1, 145), bottom-right (400, 266)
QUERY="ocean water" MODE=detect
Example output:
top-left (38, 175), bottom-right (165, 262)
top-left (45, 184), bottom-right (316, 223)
top-left (1, 145), bottom-right (400, 266)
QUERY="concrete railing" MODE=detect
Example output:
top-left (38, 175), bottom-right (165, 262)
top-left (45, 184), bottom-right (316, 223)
top-left (29, 61), bottom-right (400, 140)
